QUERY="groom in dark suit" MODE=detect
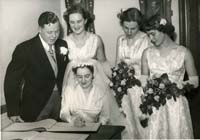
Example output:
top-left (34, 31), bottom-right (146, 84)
top-left (4, 11), bottom-right (69, 122)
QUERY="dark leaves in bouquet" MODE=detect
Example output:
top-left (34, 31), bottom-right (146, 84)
top-left (139, 73), bottom-right (194, 128)
top-left (110, 61), bottom-right (141, 107)
top-left (140, 118), bottom-right (149, 128)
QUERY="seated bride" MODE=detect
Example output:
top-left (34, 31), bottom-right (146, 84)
top-left (60, 60), bottom-right (112, 126)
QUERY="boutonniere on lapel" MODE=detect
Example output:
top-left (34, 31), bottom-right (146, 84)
top-left (60, 47), bottom-right (68, 61)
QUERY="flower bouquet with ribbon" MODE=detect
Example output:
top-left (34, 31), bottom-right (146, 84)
top-left (139, 73), bottom-right (194, 128)
top-left (109, 61), bottom-right (141, 110)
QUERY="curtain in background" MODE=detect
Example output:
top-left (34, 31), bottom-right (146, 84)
top-left (139, 0), bottom-right (172, 22)
top-left (179, 0), bottom-right (200, 138)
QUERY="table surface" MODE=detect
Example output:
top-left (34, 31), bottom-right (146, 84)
top-left (86, 125), bottom-right (125, 140)
top-left (1, 124), bottom-right (125, 140)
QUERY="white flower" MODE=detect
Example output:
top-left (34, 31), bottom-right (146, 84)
top-left (177, 82), bottom-right (183, 89)
top-left (113, 72), bottom-right (117, 76)
top-left (160, 18), bottom-right (167, 25)
top-left (60, 47), bottom-right (68, 55)
top-left (147, 88), bottom-right (153, 94)
top-left (139, 114), bottom-right (148, 120)
top-left (159, 83), bottom-right (165, 89)
top-left (117, 87), bottom-right (122, 92)
top-left (120, 79), bottom-right (126, 86)
top-left (154, 95), bottom-right (160, 102)
top-left (114, 67), bottom-right (118, 71)
top-left (109, 82), bottom-right (113, 87)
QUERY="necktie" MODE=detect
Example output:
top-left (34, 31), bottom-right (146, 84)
top-left (48, 45), bottom-right (58, 91)
top-left (49, 45), bottom-right (56, 63)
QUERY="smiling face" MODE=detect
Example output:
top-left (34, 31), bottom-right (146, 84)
top-left (39, 21), bottom-right (60, 46)
top-left (75, 67), bottom-right (93, 89)
top-left (69, 13), bottom-right (87, 35)
top-left (122, 21), bottom-right (139, 38)
top-left (147, 30), bottom-right (165, 47)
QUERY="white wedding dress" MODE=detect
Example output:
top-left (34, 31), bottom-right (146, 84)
top-left (60, 85), bottom-right (110, 124)
top-left (131, 46), bottom-right (194, 139)
top-left (61, 33), bottom-right (122, 125)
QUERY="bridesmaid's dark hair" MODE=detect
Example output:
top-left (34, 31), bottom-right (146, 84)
top-left (63, 5), bottom-right (94, 31)
top-left (117, 7), bottom-right (144, 30)
top-left (143, 15), bottom-right (175, 41)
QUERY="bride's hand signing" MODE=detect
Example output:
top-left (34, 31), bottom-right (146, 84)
top-left (73, 115), bottom-right (86, 127)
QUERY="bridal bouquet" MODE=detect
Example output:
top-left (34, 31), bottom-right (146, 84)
top-left (139, 73), bottom-right (194, 128)
top-left (109, 61), bottom-right (141, 108)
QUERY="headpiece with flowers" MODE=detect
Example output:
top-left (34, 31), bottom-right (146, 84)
top-left (139, 73), bottom-right (194, 128)
top-left (72, 60), bottom-right (94, 69)
top-left (110, 61), bottom-right (141, 108)
top-left (143, 15), bottom-right (175, 40)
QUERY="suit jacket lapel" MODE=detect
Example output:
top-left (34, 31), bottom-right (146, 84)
top-left (34, 34), bottom-right (56, 78)
top-left (55, 47), bottom-right (63, 69)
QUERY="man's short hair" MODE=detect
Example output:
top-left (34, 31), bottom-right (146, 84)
top-left (38, 11), bottom-right (60, 28)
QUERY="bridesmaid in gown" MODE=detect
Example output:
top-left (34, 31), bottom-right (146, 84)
top-left (140, 15), bottom-right (199, 139)
top-left (115, 7), bottom-right (151, 139)
top-left (116, 7), bottom-right (151, 76)
top-left (62, 5), bottom-right (111, 77)
top-left (62, 5), bottom-right (121, 126)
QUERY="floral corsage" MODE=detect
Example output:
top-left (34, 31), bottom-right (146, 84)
top-left (60, 47), bottom-right (68, 61)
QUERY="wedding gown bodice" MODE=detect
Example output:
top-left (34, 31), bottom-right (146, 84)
top-left (61, 33), bottom-right (114, 125)
top-left (60, 85), bottom-right (106, 123)
top-left (64, 33), bottom-right (98, 60)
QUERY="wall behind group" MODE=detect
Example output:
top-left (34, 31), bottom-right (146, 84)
top-left (94, 0), bottom-right (140, 66)
top-left (0, 0), bottom-right (62, 105)
top-left (0, 0), bottom-right (179, 105)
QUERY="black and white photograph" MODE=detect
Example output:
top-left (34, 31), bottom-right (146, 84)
top-left (1, 0), bottom-right (200, 139)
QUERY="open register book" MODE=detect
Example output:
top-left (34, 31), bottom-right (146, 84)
top-left (2, 131), bottom-right (89, 140)
top-left (3, 119), bottom-right (101, 132)
top-left (3, 119), bottom-right (56, 132)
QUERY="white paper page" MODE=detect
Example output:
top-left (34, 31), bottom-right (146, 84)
top-left (48, 122), bottom-right (101, 132)
top-left (2, 131), bottom-right (39, 140)
top-left (30, 132), bottom-right (89, 140)
top-left (3, 119), bottom-right (57, 132)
